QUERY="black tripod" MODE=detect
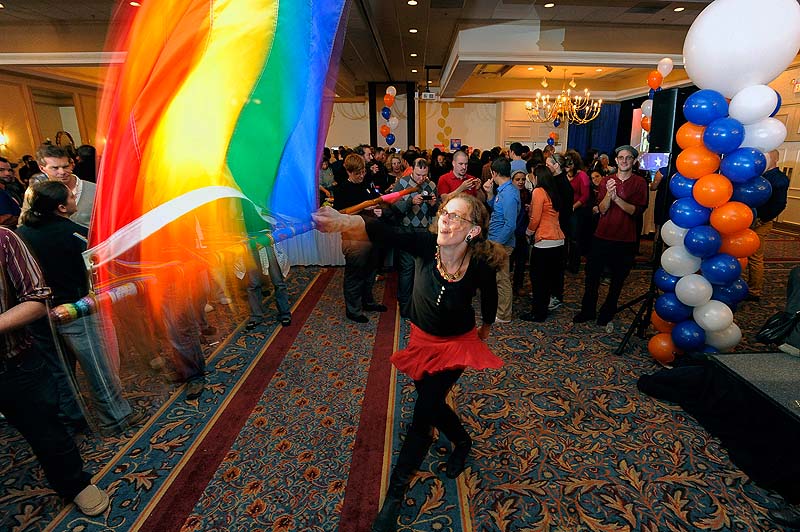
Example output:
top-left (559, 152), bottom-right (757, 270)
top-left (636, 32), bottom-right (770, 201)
top-left (614, 234), bottom-right (663, 355)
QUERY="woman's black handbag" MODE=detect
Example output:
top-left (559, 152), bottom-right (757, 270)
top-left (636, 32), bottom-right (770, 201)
top-left (755, 310), bottom-right (800, 344)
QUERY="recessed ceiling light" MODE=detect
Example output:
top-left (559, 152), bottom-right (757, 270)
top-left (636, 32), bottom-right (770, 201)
top-left (674, 7), bottom-right (685, 12)
top-left (408, 0), bottom-right (418, 5)
top-left (527, 67), bottom-right (534, 71)
top-left (411, 69), bottom-right (418, 73)
top-left (596, 68), bottom-right (603, 72)
top-left (0, 3), bottom-right (5, 8)
top-left (409, 28), bottom-right (418, 33)
top-left (410, 53), bottom-right (418, 57)
top-left (544, 2), bottom-right (555, 7)
top-left (130, 1), bottom-right (141, 5)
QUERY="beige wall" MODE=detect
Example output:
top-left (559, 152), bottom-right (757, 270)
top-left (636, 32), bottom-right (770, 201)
top-left (0, 71), bottom-right (99, 162)
top-left (769, 65), bottom-right (800, 228)
top-left (420, 100), bottom-right (499, 151)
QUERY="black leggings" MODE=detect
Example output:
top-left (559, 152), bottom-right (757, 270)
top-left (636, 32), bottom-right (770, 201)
top-left (408, 368), bottom-right (467, 443)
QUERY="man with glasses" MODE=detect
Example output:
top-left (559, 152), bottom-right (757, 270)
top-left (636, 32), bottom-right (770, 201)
top-left (573, 145), bottom-right (648, 328)
top-left (391, 158), bottom-right (438, 317)
top-left (483, 157), bottom-right (520, 323)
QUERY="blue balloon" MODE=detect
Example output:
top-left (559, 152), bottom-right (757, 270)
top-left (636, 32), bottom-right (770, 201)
top-left (672, 320), bottom-right (706, 351)
top-left (731, 176), bottom-right (772, 208)
top-left (701, 253), bottom-right (742, 285)
top-left (655, 293), bottom-right (693, 323)
top-left (684, 225), bottom-right (722, 258)
top-left (703, 117), bottom-right (744, 154)
top-left (669, 173), bottom-right (696, 199)
top-left (381, 106), bottom-right (391, 120)
top-left (648, 89), bottom-right (656, 99)
top-left (719, 147), bottom-right (767, 183)
top-left (713, 277), bottom-right (749, 308)
top-left (670, 197), bottom-right (712, 229)
top-left (703, 345), bottom-right (720, 353)
top-left (553, 118), bottom-right (561, 127)
top-left (770, 90), bottom-right (782, 117)
top-left (683, 89), bottom-right (729, 126)
top-left (654, 268), bottom-right (680, 292)
top-left (385, 133), bottom-right (395, 146)
top-left (547, 137), bottom-right (555, 146)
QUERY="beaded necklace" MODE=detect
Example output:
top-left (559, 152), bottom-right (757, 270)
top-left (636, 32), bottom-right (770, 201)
top-left (435, 246), bottom-right (468, 282)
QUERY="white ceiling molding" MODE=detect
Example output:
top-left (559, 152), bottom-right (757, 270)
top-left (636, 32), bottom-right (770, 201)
top-left (0, 52), bottom-right (125, 66)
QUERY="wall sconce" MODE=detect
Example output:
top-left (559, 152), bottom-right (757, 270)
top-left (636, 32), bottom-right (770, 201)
top-left (0, 131), bottom-right (7, 148)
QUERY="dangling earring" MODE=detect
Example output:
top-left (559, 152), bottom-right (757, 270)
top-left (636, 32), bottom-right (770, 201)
top-left (465, 233), bottom-right (474, 243)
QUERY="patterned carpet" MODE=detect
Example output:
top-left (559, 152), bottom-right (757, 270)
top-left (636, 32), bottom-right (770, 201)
top-left (1, 233), bottom-right (798, 532)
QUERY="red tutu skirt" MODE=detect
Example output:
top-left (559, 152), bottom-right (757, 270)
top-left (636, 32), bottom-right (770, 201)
top-left (391, 324), bottom-right (504, 381)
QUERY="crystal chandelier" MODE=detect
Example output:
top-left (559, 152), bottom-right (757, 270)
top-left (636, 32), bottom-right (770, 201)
top-left (524, 69), bottom-right (603, 124)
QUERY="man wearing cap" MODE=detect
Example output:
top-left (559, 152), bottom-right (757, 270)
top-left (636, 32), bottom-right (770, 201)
top-left (573, 145), bottom-right (648, 327)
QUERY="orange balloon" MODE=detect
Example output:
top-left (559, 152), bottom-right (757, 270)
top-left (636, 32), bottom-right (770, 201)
top-left (641, 116), bottom-right (652, 132)
top-left (383, 93), bottom-right (395, 107)
top-left (549, 131), bottom-right (556, 139)
top-left (719, 228), bottom-right (761, 258)
top-left (650, 310), bottom-right (675, 334)
top-left (647, 70), bottom-right (663, 90)
top-left (380, 124), bottom-right (390, 137)
top-left (738, 257), bottom-right (748, 270)
top-left (648, 333), bottom-right (682, 364)
top-left (675, 122), bottom-right (706, 150)
top-left (675, 146), bottom-right (721, 179)
top-left (692, 173), bottom-right (734, 208)
top-left (710, 201), bottom-right (754, 235)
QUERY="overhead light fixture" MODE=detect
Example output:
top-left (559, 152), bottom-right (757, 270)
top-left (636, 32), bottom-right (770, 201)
top-left (130, 1), bottom-right (141, 5)
top-left (527, 67), bottom-right (534, 71)
top-left (0, 131), bottom-right (8, 147)
top-left (544, 2), bottom-right (555, 7)
top-left (410, 53), bottom-right (418, 57)
top-left (541, 78), bottom-right (548, 88)
top-left (596, 68), bottom-right (603, 72)
top-left (409, 28), bottom-right (418, 33)
top-left (569, 77), bottom-right (577, 88)
top-left (674, 7), bottom-right (685, 12)
top-left (408, 0), bottom-right (418, 4)
top-left (411, 69), bottom-right (418, 73)
top-left (525, 68), bottom-right (602, 125)
top-left (0, 3), bottom-right (5, 8)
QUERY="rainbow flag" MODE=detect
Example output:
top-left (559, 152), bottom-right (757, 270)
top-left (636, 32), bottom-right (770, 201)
top-left (88, 0), bottom-right (348, 270)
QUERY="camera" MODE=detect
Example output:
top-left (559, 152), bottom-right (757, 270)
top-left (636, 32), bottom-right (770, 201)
top-left (420, 190), bottom-right (432, 199)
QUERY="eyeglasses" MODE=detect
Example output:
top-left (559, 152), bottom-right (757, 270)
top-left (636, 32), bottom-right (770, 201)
top-left (616, 155), bottom-right (635, 161)
top-left (439, 210), bottom-right (476, 226)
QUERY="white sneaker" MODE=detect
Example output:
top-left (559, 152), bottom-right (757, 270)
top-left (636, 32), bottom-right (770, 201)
top-left (495, 317), bottom-right (512, 324)
top-left (779, 343), bottom-right (800, 357)
top-left (204, 303), bottom-right (214, 313)
top-left (73, 484), bottom-right (109, 516)
top-left (548, 297), bottom-right (562, 311)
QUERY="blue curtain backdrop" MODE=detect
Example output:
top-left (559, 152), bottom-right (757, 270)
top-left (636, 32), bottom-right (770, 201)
top-left (567, 103), bottom-right (621, 158)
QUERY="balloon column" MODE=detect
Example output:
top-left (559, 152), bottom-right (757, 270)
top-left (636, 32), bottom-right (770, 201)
top-left (546, 131), bottom-right (559, 146)
top-left (648, 0), bottom-right (800, 364)
top-left (640, 57), bottom-right (674, 133)
top-left (381, 86), bottom-right (398, 146)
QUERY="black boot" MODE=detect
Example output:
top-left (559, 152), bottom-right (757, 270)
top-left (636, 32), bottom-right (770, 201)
top-left (445, 436), bottom-right (472, 478)
top-left (372, 431), bottom-right (432, 532)
top-left (768, 504), bottom-right (800, 528)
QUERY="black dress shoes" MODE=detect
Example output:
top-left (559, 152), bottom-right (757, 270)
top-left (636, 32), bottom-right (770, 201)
top-left (346, 312), bottom-right (369, 323)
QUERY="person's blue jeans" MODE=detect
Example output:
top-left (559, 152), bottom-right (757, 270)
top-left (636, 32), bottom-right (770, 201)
top-left (0, 347), bottom-right (92, 499)
top-left (162, 284), bottom-right (205, 383)
top-left (56, 313), bottom-right (133, 431)
top-left (246, 244), bottom-right (291, 321)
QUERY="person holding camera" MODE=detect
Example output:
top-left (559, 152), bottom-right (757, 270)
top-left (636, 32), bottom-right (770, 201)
top-left (391, 158), bottom-right (438, 317)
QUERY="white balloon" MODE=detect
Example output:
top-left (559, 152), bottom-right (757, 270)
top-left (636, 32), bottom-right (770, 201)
top-left (641, 99), bottom-right (654, 118)
top-left (683, 0), bottom-right (800, 98)
top-left (657, 57), bottom-right (674, 78)
top-left (675, 274), bottom-right (713, 307)
top-left (693, 300), bottom-right (734, 331)
top-left (728, 85), bottom-right (779, 125)
top-left (388, 116), bottom-right (399, 129)
top-left (661, 220), bottom-right (688, 248)
top-left (386, 86), bottom-right (397, 97)
top-left (661, 245), bottom-right (702, 277)
top-left (741, 117), bottom-right (787, 152)
top-left (705, 322), bottom-right (742, 351)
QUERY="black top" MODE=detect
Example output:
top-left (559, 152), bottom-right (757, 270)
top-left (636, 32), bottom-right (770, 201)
top-left (333, 179), bottom-right (380, 211)
top-left (365, 221), bottom-right (498, 335)
top-left (757, 167), bottom-right (790, 223)
top-left (16, 216), bottom-right (89, 305)
top-left (554, 171), bottom-right (574, 232)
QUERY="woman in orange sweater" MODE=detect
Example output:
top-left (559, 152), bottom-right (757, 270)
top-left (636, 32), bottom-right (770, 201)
top-left (521, 166), bottom-right (566, 322)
